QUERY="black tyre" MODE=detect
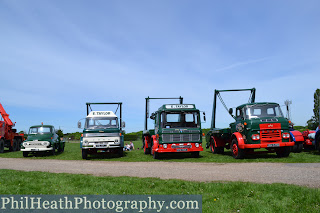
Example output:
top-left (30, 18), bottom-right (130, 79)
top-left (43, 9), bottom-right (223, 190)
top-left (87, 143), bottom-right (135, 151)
top-left (153, 151), bottom-right (160, 159)
top-left (191, 151), bottom-right (200, 158)
top-left (51, 146), bottom-right (56, 156)
top-left (316, 137), bottom-right (320, 152)
top-left (118, 148), bottom-right (124, 157)
top-left (58, 143), bottom-right (65, 152)
top-left (0, 139), bottom-right (4, 153)
top-left (23, 151), bottom-right (29, 157)
top-left (16, 139), bottom-right (21, 151)
top-left (12, 139), bottom-right (18, 152)
top-left (276, 147), bottom-right (291, 157)
top-left (296, 143), bottom-right (303, 153)
top-left (231, 139), bottom-right (245, 159)
top-left (143, 138), bottom-right (151, 154)
top-left (82, 149), bottom-right (88, 159)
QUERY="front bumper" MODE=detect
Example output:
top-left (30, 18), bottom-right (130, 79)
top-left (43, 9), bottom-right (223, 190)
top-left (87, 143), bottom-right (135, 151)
top-left (155, 143), bottom-right (203, 153)
top-left (21, 147), bottom-right (53, 152)
top-left (82, 136), bottom-right (122, 149)
top-left (239, 142), bottom-right (295, 149)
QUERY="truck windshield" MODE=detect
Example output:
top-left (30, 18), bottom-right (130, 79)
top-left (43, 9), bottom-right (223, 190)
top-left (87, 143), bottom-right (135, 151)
top-left (162, 111), bottom-right (199, 128)
top-left (29, 127), bottom-right (52, 134)
top-left (85, 117), bottom-right (118, 129)
top-left (244, 104), bottom-right (284, 119)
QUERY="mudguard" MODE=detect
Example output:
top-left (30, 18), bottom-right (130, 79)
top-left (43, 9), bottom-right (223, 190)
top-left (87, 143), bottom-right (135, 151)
top-left (290, 130), bottom-right (304, 142)
top-left (151, 135), bottom-right (159, 153)
top-left (231, 132), bottom-right (245, 148)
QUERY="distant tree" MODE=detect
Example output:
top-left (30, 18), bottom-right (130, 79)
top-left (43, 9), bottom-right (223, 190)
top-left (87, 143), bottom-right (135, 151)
top-left (307, 89), bottom-right (320, 129)
top-left (57, 129), bottom-right (64, 138)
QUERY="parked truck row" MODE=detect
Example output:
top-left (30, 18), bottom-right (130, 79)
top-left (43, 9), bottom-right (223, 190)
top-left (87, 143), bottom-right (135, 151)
top-left (1, 88), bottom-right (320, 159)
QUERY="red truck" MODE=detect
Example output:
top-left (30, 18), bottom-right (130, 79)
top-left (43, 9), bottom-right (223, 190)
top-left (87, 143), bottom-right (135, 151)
top-left (0, 103), bottom-right (24, 153)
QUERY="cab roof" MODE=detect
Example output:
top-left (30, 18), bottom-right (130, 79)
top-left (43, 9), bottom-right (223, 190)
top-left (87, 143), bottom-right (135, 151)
top-left (30, 125), bottom-right (54, 128)
top-left (87, 111), bottom-right (117, 118)
top-left (237, 102), bottom-right (279, 109)
top-left (157, 104), bottom-right (198, 111)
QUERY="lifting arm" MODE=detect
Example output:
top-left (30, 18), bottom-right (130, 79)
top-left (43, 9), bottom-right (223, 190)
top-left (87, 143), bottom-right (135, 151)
top-left (144, 96), bottom-right (183, 131)
top-left (211, 88), bottom-right (256, 129)
top-left (0, 102), bottom-right (13, 127)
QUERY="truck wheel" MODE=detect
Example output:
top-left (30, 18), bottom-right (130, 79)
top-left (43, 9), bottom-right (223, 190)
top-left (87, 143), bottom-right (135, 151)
top-left (210, 139), bottom-right (224, 154)
top-left (51, 147), bottom-right (56, 156)
top-left (118, 148), bottom-right (124, 157)
top-left (296, 143), bottom-right (303, 153)
top-left (16, 139), bottom-right (21, 151)
top-left (231, 139), bottom-right (245, 159)
top-left (12, 139), bottom-right (18, 152)
top-left (317, 137), bottom-right (320, 152)
top-left (191, 151), bottom-right (200, 158)
top-left (143, 138), bottom-right (151, 154)
top-left (153, 151), bottom-right (160, 159)
top-left (276, 147), bottom-right (291, 157)
top-left (23, 151), bottom-right (29, 157)
top-left (82, 149), bottom-right (88, 159)
top-left (0, 139), bottom-right (4, 153)
top-left (58, 143), bottom-right (65, 152)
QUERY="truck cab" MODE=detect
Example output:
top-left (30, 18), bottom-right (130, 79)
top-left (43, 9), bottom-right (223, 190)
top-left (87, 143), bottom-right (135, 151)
top-left (143, 104), bottom-right (204, 159)
top-left (230, 102), bottom-right (292, 147)
top-left (21, 124), bottom-right (65, 157)
top-left (80, 111), bottom-right (124, 159)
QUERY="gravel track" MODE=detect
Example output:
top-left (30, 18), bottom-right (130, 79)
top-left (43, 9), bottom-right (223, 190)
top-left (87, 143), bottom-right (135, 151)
top-left (1, 158), bottom-right (320, 188)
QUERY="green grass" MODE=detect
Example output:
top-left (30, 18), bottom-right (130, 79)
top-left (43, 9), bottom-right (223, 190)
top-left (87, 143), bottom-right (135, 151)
top-left (0, 169), bottom-right (319, 212)
top-left (1, 140), bottom-right (320, 163)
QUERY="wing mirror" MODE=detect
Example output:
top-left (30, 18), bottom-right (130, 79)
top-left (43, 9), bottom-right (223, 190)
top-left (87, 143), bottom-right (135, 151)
top-left (121, 121), bottom-right (126, 128)
top-left (229, 108), bottom-right (233, 115)
top-left (77, 121), bottom-right (81, 129)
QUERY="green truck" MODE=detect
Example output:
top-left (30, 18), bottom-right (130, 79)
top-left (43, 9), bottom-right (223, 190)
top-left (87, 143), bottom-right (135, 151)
top-left (143, 97), bottom-right (205, 159)
top-left (206, 88), bottom-right (294, 159)
top-left (78, 102), bottom-right (125, 159)
top-left (21, 124), bottom-right (65, 157)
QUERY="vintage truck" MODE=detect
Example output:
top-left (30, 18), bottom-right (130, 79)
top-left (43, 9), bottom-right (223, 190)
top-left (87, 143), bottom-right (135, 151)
top-left (143, 97), bottom-right (204, 159)
top-left (78, 102), bottom-right (125, 159)
top-left (21, 124), bottom-right (65, 157)
top-left (206, 88), bottom-right (295, 159)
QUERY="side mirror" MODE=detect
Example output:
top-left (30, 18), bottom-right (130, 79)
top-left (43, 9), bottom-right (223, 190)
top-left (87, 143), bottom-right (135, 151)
top-left (150, 112), bottom-right (156, 120)
top-left (77, 121), bottom-right (82, 129)
top-left (203, 112), bottom-right (206, 122)
top-left (121, 121), bottom-right (126, 128)
top-left (229, 108), bottom-right (233, 115)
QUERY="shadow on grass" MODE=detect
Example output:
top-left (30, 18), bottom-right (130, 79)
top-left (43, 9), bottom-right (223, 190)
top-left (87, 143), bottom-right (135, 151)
top-left (86, 151), bottom-right (128, 160)
top-left (155, 152), bottom-right (205, 160)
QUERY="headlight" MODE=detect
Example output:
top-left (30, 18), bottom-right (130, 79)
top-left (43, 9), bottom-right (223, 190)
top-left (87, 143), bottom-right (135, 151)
top-left (282, 133), bottom-right (290, 139)
top-left (115, 139), bottom-right (119, 142)
top-left (42, 141), bottom-right (50, 146)
top-left (22, 142), bottom-right (28, 147)
top-left (163, 144), bottom-right (167, 149)
top-left (195, 143), bottom-right (199, 148)
top-left (251, 134), bottom-right (260, 140)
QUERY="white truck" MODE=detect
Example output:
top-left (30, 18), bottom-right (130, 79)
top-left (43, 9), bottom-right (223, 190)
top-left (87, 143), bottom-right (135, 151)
top-left (78, 102), bottom-right (125, 159)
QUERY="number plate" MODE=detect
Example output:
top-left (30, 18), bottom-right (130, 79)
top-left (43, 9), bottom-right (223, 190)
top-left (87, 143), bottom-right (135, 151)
top-left (267, 144), bottom-right (280, 147)
top-left (177, 148), bottom-right (188, 152)
top-left (31, 149), bottom-right (39, 151)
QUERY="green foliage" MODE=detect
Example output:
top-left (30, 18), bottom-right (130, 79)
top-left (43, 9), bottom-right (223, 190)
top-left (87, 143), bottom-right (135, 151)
top-left (1, 169), bottom-right (320, 213)
top-left (64, 132), bottom-right (82, 140)
top-left (308, 89), bottom-right (320, 129)
top-left (123, 130), bottom-right (143, 141)
top-left (294, 126), bottom-right (308, 132)
top-left (56, 129), bottom-right (64, 138)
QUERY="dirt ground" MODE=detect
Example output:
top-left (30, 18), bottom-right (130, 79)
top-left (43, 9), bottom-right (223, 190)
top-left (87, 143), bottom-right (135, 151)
top-left (1, 158), bottom-right (320, 188)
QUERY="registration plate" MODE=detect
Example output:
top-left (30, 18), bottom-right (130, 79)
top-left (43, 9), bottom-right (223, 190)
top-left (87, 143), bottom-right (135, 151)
top-left (31, 149), bottom-right (39, 151)
top-left (177, 149), bottom-right (188, 152)
top-left (267, 144), bottom-right (280, 147)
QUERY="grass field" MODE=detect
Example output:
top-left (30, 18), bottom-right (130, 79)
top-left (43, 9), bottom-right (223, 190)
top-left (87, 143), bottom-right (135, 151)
top-left (0, 169), bottom-right (319, 212)
top-left (1, 140), bottom-right (320, 163)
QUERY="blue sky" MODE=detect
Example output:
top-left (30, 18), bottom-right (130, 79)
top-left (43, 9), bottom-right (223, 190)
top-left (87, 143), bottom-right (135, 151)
top-left (1, 0), bottom-right (319, 133)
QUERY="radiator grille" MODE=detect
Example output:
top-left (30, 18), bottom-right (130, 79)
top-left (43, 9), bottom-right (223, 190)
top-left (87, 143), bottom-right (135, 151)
top-left (260, 130), bottom-right (281, 142)
top-left (162, 134), bottom-right (200, 142)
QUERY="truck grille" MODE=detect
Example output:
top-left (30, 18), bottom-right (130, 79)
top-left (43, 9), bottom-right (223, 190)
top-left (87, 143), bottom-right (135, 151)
top-left (260, 130), bottom-right (281, 142)
top-left (162, 129), bottom-right (200, 133)
top-left (162, 134), bottom-right (200, 142)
